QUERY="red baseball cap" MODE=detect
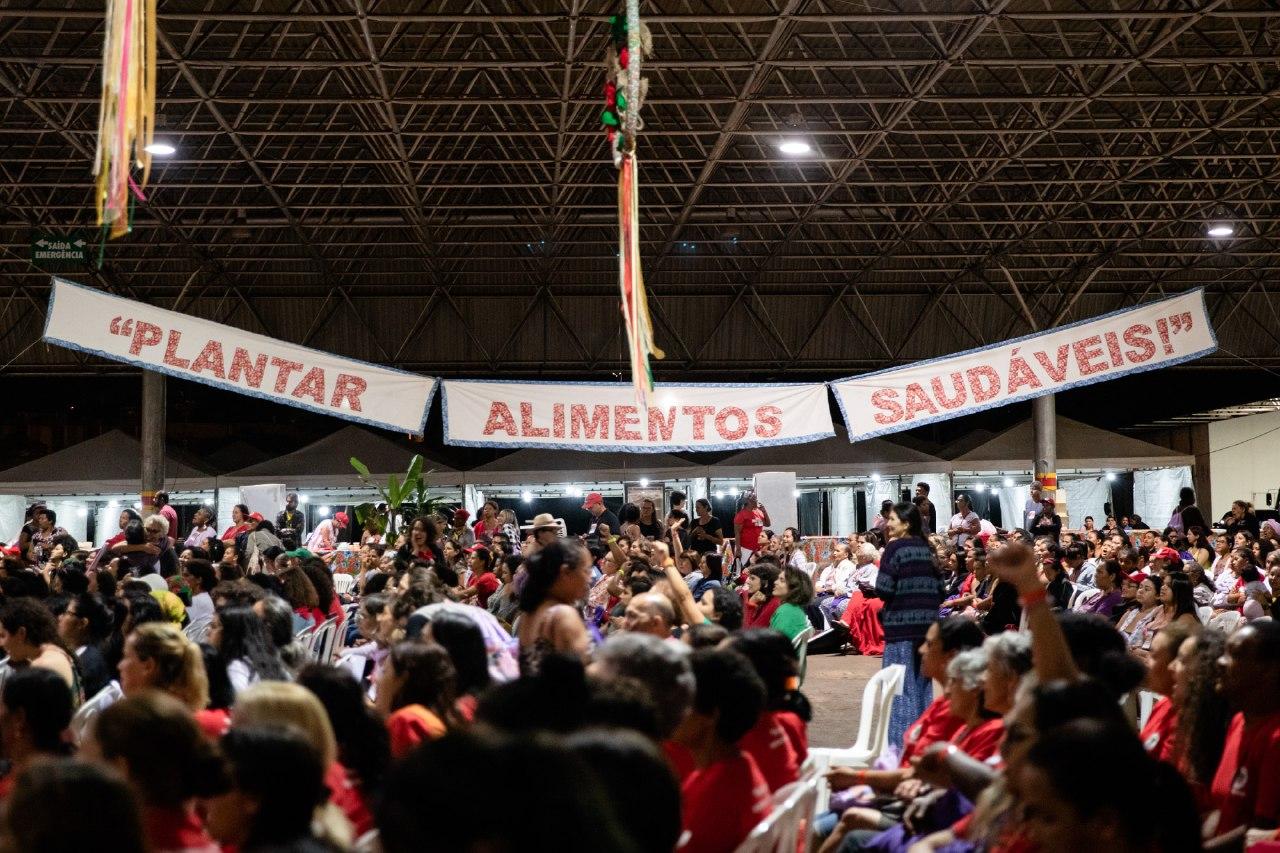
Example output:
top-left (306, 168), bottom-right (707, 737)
top-left (334, 511), bottom-right (349, 526)
top-left (466, 543), bottom-right (489, 553)
top-left (582, 492), bottom-right (604, 509)
top-left (453, 508), bottom-right (471, 523)
top-left (248, 512), bottom-right (264, 522)
top-left (1124, 571), bottom-right (1148, 585)
top-left (1150, 547), bottom-right (1181, 564)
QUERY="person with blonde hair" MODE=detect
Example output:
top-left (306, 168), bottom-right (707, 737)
top-left (231, 681), bottom-right (362, 844)
top-left (118, 622), bottom-right (209, 713)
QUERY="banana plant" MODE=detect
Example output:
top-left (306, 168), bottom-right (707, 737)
top-left (350, 454), bottom-right (424, 537)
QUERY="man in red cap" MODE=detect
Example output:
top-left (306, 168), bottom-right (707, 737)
top-left (583, 492), bottom-right (620, 548)
top-left (1147, 546), bottom-right (1183, 578)
top-left (305, 509), bottom-right (348, 553)
top-left (445, 507), bottom-right (475, 549)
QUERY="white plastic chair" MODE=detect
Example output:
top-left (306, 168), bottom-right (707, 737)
top-left (332, 573), bottom-right (355, 595)
top-left (1197, 605), bottom-right (1212, 625)
top-left (733, 772), bottom-right (820, 853)
top-left (792, 626), bottom-right (815, 686)
top-left (807, 664), bottom-right (906, 810)
top-left (308, 617), bottom-right (339, 663)
top-left (1208, 611), bottom-right (1243, 634)
top-left (1137, 689), bottom-right (1159, 730)
top-left (184, 615), bottom-right (213, 644)
top-left (71, 681), bottom-right (123, 745)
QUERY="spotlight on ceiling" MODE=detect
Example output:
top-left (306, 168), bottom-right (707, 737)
top-left (1206, 223), bottom-right (1234, 238)
top-left (778, 139), bottom-right (812, 156)
top-left (144, 142), bottom-right (176, 156)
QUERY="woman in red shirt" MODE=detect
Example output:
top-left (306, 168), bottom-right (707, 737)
top-left (1138, 621), bottom-right (1199, 764)
top-left (472, 500), bottom-right (502, 542)
top-left (740, 562), bottom-right (782, 628)
top-left (457, 547), bottom-right (500, 609)
top-left (220, 503), bottom-right (252, 544)
top-left (376, 642), bottom-right (461, 758)
top-left (279, 567), bottom-right (326, 627)
top-left (728, 629), bottom-right (807, 792)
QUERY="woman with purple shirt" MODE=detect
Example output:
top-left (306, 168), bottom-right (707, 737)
top-left (1077, 559), bottom-right (1125, 617)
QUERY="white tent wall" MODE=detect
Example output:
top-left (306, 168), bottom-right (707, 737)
top-left (993, 486), bottom-right (1024, 531)
top-left (753, 472), bottom-right (798, 533)
top-left (829, 486), bottom-right (856, 536)
top-left (1134, 468), bottom-right (1192, 529)
top-left (1208, 410), bottom-right (1280, 518)
top-left (687, 478), bottom-right (709, 512)
top-left (215, 488), bottom-right (241, 529)
top-left (0, 497), bottom-right (25, 544)
top-left (1063, 476), bottom-right (1109, 529)
top-left (871, 477), bottom-right (900, 514)
top-left (464, 485), bottom-right (484, 517)
top-left (241, 485), bottom-right (286, 521)
top-left (47, 501), bottom-right (88, 543)
top-left (94, 505), bottom-right (120, 544)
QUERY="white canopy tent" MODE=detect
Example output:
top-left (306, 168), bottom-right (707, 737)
top-left (711, 426), bottom-right (950, 478)
top-left (949, 416), bottom-right (1194, 472)
top-left (467, 448), bottom-right (704, 486)
top-left (0, 430), bottom-right (218, 544)
top-left (949, 416), bottom-right (1195, 528)
top-left (0, 430), bottom-right (215, 496)
top-left (223, 425), bottom-right (464, 488)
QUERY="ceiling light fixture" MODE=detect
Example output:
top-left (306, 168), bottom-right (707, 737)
top-left (778, 139), bottom-right (811, 156)
top-left (144, 142), bottom-right (176, 156)
top-left (1206, 223), bottom-right (1234, 238)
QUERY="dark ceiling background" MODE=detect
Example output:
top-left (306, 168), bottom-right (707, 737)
top-left (2, 1), bottom-right (1280, 464)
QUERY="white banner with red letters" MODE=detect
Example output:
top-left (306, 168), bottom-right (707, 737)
top-left (42, 278), bottom-right (436, 435)
top-left (831, 289), bottom-right (1216, 442)
top-left (442, 380), bottom-right (835, 452)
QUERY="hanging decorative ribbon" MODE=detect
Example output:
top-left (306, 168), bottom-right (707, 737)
top-left (604, 1), bottom-right (662, 404)
top-left (93, 0), bottom-right (156, 240)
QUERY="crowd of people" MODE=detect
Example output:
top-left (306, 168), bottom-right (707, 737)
top-left (0, 480), bottom-right (1274, 852)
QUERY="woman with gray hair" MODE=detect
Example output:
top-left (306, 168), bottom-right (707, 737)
top-left (981, 630), bottom-right (1034, 717)
top-left (589, 633), bottom-right (694, 740)
top-left (943, 648), bottom-right (1006, 762)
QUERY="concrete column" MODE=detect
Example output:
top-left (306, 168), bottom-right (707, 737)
top-left (1033, 394), bottom-right (1057, 503)
top-left (140, 371), bottom-right (166, 512)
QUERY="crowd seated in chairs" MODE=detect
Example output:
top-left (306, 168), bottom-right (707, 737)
top-left (1, 487), bottom-right (1276, 852)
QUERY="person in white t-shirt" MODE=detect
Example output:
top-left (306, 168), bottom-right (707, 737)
top-left (947, 494), bottom-right (982, 548)
top-left (849, 542), bottom-right (879, 591)
top-left (815, 543), bottom-right (851, 597)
